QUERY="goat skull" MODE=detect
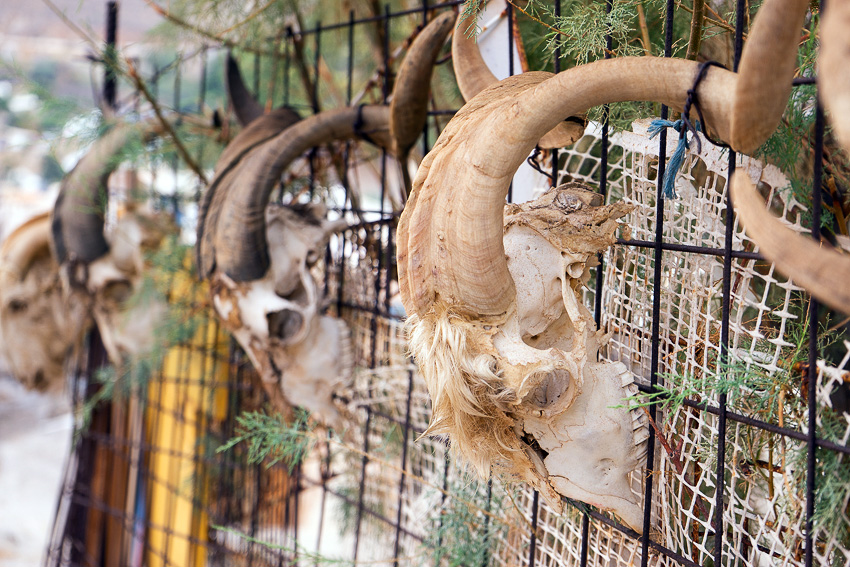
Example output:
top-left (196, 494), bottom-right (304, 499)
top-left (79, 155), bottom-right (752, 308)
top-left (52, 121), bottom-right (172, 365)
top-left (398, 0), bottom-right (808, 530)
top-left (0, 213), bottom-right (83, 391)
top-left (198, 12), bottom-right (454, 424)
top-left (405, 183), bottom-right (647, 529)
top-left (211, 203), bottom-right (351, 427)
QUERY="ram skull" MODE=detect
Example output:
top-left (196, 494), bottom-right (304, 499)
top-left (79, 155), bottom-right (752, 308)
top-left (52, 120), bottom-right (173, 365)
top-left (398, 0), bottom-right (808, 531)
top-left (198, 12), bottom-right (454, 426)
top-left (0, 213), bottom-right (83, 391)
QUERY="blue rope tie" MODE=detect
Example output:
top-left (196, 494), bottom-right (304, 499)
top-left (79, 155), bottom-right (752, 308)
top-left (648, 118), bottom-right (693, 200)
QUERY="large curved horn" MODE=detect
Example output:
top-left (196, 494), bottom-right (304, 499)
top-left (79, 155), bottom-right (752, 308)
top-left (728, 0), bottom-right (807, 152)
top-left (451, 10), bottom-right (586, 149)
top-left (52, 121), bottom-right (158, 264)
top-left (451, 10), bottom-right (498, 101)
top-left (0, 213), bottom-right (52, 288)
top-left (200, 12), bottom-right (457, 279)
top-left (216, 109), bottom-right (302, 177)
top-left (730, 173), bottom-right (850, 314)
top-left (389, 11), bottom-right (455, 161)
top-left (820, 0), bottom-right (850, 154)
top-left (198, 105), bottom-right (391, 279)
top-left (196, 107), bottom-right (306, 266)
top-left (398, 0), bottom-right (808, 320)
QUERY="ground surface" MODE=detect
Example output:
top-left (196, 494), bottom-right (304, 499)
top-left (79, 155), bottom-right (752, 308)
top-left (0, 372), bottom-right (72, 567)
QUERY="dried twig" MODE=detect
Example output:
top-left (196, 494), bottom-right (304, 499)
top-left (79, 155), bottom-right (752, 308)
top-left (504, 0), bottom-right (616, 58)
top-left (636, 3), bottom-right (653, 56)
top-left (126, 59), bottom-right (209, 186)
top-left (676, 0), bottom-right (744, 38)
top-left (218, 0), bottom-right (279, 36)
top-left (143, 0), bottom-right (278, 56)
top-left (685, 0), bottom-right (705, 61)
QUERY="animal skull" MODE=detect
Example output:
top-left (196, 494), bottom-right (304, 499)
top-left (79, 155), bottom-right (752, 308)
top-left (398, 0), bottom-right (808, 531)
top-left (0, 213), bottom-right (83, 391)
top-left (52, 120), bottom-right (173, 365)
top-left (198, 12), bottom-right (455, 425)
top-left (405, 183), bottom-right (648, 529)
top-left (211, 203), bottom-right (352, 427)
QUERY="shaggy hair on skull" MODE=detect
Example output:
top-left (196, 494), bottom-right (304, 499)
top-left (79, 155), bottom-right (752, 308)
top-left (407, 308), bottom-right (532, 479)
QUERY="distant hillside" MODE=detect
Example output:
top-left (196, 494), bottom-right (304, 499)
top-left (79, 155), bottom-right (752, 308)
top-left (0, 0), bottom-right (160, 43)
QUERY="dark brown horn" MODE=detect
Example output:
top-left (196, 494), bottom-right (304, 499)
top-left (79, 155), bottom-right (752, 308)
top-left (389, 11), bottom-right (455, 161)
top-left (52, 121), bottom-right (157, 264)
top-left (227, 54), bottom-right (266, 127)
top-left (226, 54), bottom-right (301, 130)
top-left (198, 105), bottom-right (391, 280)
top-left (196, 107), bottom-right (306, 272)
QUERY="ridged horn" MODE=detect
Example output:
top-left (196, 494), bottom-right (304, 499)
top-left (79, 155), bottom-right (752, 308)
top-left (0, 213), bottom-right (52, 288)
top-left (200, 13), bottom-right (457, 279)
top-left (389, 11), bottom-right (455, 160)
top-left (730, 173), bottom-right (850, 314)
top-left (729, 0), bottom-right (808, 154)
top-left (820, 0), bottom-right (850, 154)
top-left (52, 121), bottom-right (157, 264)
top-left (398, 0), bottom-right (808, 320)
top-left (451, 10), bottom-right (498, 100)
top-left (451, 9), bottom-right (586, 149)
top-left (196, 106), bottom-right (305, 270)
top-left (198, 105), bottom-right (391, 280)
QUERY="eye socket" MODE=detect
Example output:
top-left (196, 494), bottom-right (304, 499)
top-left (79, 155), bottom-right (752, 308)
top-left (101, 280), bottom-right (133, 304)
top-left (7, 299), bottom-right (27, 314)
top-left (521, 369), bottom-right (572, 413)
top-left (305, 249), bottom-right (320, 266)
top-left (267, 308), bottom-right (305, 342)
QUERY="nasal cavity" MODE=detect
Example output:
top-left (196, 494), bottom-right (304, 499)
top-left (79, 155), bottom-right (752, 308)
top-left (33, 369), bottom-right (47, 390)
top-left (266, 308), bottom-right (304, 341)
top-left (525, 369), bottom-right (571, 410)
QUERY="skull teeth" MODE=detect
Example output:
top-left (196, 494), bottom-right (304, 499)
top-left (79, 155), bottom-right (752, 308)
top-left (616, 364), bottom-right (650, 449)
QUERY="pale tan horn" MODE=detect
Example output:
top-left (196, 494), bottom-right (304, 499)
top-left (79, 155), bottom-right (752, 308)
top-left (820, 0), bottom-right (850, 154)
top-left (399, 0), bottom-right (808, 320)
top-left (0, 213), bottom-right (52, 289)
top-left (451, 10), bottom-right (586, 149)
top-left (730, 173), bottom-right (850, 314)
top-left (729, 0), bottom-right (808, 153)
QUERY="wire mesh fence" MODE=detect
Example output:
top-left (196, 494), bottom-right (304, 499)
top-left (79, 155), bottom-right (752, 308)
top-left (43, 1), bottom-right (850, 566)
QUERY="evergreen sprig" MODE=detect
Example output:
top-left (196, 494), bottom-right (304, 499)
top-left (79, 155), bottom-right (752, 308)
top-left (426, 476), bottom-right (506, 567)
top-left (217, 408), bottom-right (314, 471)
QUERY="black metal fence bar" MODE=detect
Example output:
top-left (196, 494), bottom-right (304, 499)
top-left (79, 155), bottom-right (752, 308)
top-left (639, 0), bottom-right (674, 561)
top-left (805, 40), bottom-right (828, 567)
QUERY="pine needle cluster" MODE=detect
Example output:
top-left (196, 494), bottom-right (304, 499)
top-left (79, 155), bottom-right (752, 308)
top-left (216, 407), bottom-right (314, 472)
top-left (425, 476), bottom-right (505, 567)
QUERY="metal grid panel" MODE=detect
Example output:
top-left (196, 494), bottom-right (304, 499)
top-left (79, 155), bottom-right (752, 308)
top-left (48, 1), bottom-right (850, 565)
